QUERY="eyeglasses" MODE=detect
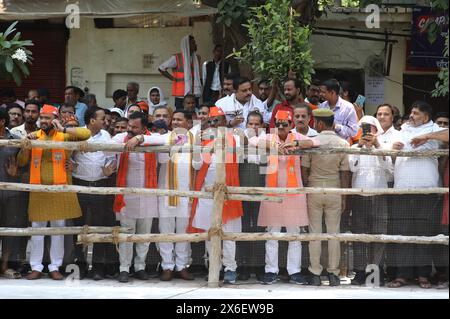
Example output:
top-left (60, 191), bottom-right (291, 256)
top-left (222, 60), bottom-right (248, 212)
top-left (8, 112), bottom-right (22, 117)
top-left (275, 122), bottom-right (289, 128)
top-left (208, 119), bottom-right (220, 125)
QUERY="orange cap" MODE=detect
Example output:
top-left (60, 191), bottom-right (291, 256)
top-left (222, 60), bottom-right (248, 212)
top-left (209, 106), bottom-right (225, 117)
top-left (40, 104), bottom-right (59, 116)
top-left (275, 110), bottom-right (292, 121)
top-left (137, 101), bottom-right (149, 113)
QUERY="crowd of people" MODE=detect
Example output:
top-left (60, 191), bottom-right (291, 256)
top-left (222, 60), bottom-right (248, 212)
top-left (0, 35), bottom-right (448, 290)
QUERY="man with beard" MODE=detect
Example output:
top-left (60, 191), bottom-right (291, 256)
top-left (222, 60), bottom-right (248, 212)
top-left (112, 112), bottom-right (165, 283)
top-left (221, 73), bottom-right (237, 98)
top-left (257, 79), bottom-right (280, 124)
top-left (269, 78), bottom-right (303, 129)
top-left (388, 101), bottom-right (445, 289)
top-left (17, 105), bottom-right (91, 280)
top-left (216, 77), bottom-right (266, 130)
top-left (11, 100), bottom-right (40, 138)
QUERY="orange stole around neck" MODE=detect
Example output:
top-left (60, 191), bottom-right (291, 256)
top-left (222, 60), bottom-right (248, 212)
top-left (113, 130), bottom-right (157, 213)
top-left (187, 133), bottom-right (243, 233)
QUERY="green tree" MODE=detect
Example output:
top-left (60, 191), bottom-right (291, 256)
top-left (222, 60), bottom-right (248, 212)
top-left (0, 21), bottom-right (33, 85)
top-left (233, 0), bottom-right (315, 87)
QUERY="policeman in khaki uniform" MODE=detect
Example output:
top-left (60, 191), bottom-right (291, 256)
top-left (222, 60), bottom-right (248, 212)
top-left (300, 108), bottom-right (351, 286)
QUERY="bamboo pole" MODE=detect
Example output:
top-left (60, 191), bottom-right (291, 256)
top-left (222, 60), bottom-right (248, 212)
top-left (77, 233), bottom-right (209, 244)
top-left (288, 147), bottom-right (448, 157)
top-left (217, 186), bottom-right (449, 196)
top-left (1, 139), bottom-right (447, 157)
top-left (76, 232), bottom-right (449, 245)
top-left (0, 226), bottom-right (132, 236)
top-left (0, 182), bottom-right (281, 202)
top-left (0, 139), bottom-right (212, 154)
top-left (222, 232), bottom-right (449, 245)
top-left (208, 127), bottom-right (227, 288)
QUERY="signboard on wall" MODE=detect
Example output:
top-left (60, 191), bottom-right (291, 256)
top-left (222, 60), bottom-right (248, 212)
top-left (364, 75), bottom-right (385, 106)
top-left (408, 6), bottom-right (449, 69)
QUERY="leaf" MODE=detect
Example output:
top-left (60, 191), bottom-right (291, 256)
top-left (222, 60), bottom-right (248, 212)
top-left (14, 59), bottom-right (30, 76)
top-left (3, 41), bottom-right (11, 48)
top-left (4, 21), bottom-right (18, 38)
top-left (11, 66), bottom-right (22, 86)
top-left (5, 56), bottom-right (14, 73)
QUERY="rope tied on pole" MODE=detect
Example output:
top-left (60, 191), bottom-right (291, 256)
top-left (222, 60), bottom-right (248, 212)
top-left (212, 182), bottom-right (227, 195)
top-left (112, 226), bottom-right (121, 253)
top-left (78, 141), bottom-right (89, 153)
top-left (207, 226), bottom-right (224, 241)
top-left (80, 225), bottom-right (90, 251)
top-left (20, 138), bottom-right (32, 150)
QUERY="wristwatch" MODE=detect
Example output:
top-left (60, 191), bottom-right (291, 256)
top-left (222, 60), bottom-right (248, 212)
top-left (295, 140), bottom-right (300, 147)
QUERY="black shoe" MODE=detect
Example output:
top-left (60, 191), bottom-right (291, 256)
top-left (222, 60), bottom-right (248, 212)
top-left (329, 274), bottom-right (341, 286)
top-left (91, 268), bottom-right (105, 281)
top-left (308, 274), bottom-right (322, 286)
top-left (351, 270), bottom-right (366, 286)
top-left (237, 267), bottom-right (251, 281)
top-left (118, 271), bottom-right (129, 283)
top-left (134, 270), bottom-right (149, 280)
top-left (105, 264), bottom-right (119, 279)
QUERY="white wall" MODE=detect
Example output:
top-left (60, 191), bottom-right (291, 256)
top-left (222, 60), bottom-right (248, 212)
top-left (67, 18), bottom-right (214, 108)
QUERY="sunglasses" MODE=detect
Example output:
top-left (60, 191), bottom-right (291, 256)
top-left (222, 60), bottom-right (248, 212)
top-left (208, 119), bottom-right (220, 125)
top-left (275, 122), bottom-right (290, 128)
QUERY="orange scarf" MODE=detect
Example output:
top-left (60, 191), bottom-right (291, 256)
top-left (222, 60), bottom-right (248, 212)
top-left (267, 133), bottom-right (299, 189)
top-left (30, 130), bottom-right (67, 185)
top-left (113, 130), bottom-right (157, 213)
top-left (187, 134), bottom-right (243, 233)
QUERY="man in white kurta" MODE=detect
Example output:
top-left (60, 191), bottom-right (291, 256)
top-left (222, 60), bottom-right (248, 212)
top-left (157, 110), bottom-right (196, 281)
top-left (112, 112), bottom-right (165, 282)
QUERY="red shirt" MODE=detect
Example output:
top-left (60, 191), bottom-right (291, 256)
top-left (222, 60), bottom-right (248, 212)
top-left (269, 101), bottom-right (319, 129)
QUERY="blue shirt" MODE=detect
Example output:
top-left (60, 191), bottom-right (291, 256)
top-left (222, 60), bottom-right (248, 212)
top-left (319, 97), bottom-right (359, 140)
top-left (75, 102), bottom-right (88, 127)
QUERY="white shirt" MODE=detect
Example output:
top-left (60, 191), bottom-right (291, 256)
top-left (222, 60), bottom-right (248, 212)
top-left (244, 129), bottom-right (266, 164)
top-left (192, 134), bottom-right (241, 230)
top-left (202, 61), bottom-right (228, 91)
top-left (10, 124), bottom-right (28, 138)
top-left (291, 127), bottom-right (318, 137)
top-left (157, 131), bottom-right (195, 218)
top-left (215, 93), bottom-right (266, 131)
top-left (112, 132), bottom-right (166, 219)
top-left (377, 125), bottom-right (402, 183)
top-left (72, 129), bottom-right (115, 182)
top-left (349, 144), bottom-right (392, 192)
top-left (394, 121), bottom-right (444, 189)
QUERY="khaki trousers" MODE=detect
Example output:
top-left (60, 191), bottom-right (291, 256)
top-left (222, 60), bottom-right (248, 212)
top-left (307, 193), bottom-right (342, 276)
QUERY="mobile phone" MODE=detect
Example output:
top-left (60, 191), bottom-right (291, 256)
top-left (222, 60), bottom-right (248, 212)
top-left (355, 95), bottom-right (366, 107)
top-left (361, 123), bottom-right (371, 136)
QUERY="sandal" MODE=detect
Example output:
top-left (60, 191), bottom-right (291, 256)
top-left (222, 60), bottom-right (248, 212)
top-left (387, 278), bottom-right (408, 288)
top-left (1, 268), bottom-right (22, 279)
top-left (418, 277), bottom-right (432, 289)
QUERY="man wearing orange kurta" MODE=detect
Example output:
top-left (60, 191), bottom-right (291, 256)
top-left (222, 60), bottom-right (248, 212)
top-left (17, 105), bottom-right (91, 280)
